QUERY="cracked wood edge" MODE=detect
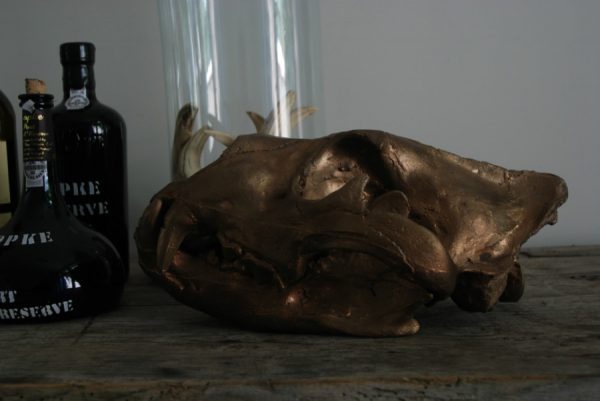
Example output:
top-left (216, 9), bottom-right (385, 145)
top-left (521, 245), bottom-right (600, 258)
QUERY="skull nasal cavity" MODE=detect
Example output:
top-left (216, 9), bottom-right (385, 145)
top-left (301, 135), bottom-right (394, 200)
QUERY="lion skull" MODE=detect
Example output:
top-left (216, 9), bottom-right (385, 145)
top-left (135, 131), bottom-right (567, 336)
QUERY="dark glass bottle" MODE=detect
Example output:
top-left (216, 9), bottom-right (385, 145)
top-left (0, 85), bottom-right (126, 323)
top-left (52, 42), bottom-right (129, 274)
top-left (0, 90), bottom-right (19, 228)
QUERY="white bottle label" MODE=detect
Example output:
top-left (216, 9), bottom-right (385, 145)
top-left (0, 275), bottom-right (78, 320)
top-left (24, 161), bottom-right (48, 188)
top-left (65, 88), bottom-right (90, 110)
top-left (0, 231), bottom-right (54, 247)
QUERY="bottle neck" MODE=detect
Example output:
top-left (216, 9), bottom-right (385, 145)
top-left (62, 63), bottom-right (97, 101)
top-left (17, 94), bottom-right (66, 213)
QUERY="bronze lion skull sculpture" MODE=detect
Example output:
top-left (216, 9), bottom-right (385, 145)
top-left (135, 131), bottom-right (567, 336)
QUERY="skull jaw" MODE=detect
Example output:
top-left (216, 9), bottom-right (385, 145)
top-left (148, 250), bottom-right (432, 337)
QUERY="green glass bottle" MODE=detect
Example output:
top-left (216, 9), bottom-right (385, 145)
top-left (0, 81), bottom-right (126, 322)
top-left (53, 42), bottom-right (129, 274)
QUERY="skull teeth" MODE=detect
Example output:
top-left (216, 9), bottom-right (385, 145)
top-left (157, 203), bottom-right (195, 274)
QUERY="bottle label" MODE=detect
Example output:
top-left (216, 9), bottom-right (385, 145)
top-left (65, 88), bottom-right (90, 110)
top-left (0, 300), bottom-right (75, 320)
top-left (0, 212), bottom-right (10, 228)
top-left (0, 141), bottom-right (10, 204)
top-left (22, 111), bottom-right (51, 162)
top-left (60, 180), bottom-right (110, 217)
top-left (0, 231), bottom-right (54, 247)
top-left (0, 275), bottom-right (80, 321)
top-left (24, 161), bottom-right (48, 188)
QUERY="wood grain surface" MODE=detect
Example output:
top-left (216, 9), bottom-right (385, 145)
top-left (0, 246), bottom-right (598, 400)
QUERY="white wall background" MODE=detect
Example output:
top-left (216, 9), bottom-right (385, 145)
top-left (1, 0), bottom-right (598, 251)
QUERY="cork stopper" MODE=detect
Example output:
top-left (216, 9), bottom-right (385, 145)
top-left (25, 79), bottom-right (47, 94)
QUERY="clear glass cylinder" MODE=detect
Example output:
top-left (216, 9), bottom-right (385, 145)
top-left (158, 0), bottom-right (324, 179)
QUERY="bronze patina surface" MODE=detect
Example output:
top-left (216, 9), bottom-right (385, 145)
top-left (135, 131), bottom-right (567, 336)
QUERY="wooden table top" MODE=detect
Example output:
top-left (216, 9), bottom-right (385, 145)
top-left (1, 246), bottom-right (598, 401)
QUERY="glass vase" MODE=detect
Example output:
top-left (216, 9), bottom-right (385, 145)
top-left (158, 0), bottom-right (324, 180)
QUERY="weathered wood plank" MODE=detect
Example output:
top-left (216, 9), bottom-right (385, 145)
top-left (0, 247), bottom-right (598, 400)
top-left (0, 375), bottom-right (598, 401)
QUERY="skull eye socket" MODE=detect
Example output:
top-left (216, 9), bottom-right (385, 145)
top-left (179, 231), bottom-right (220, 257)
top-left (300, 134), bottom-right (395, 201)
